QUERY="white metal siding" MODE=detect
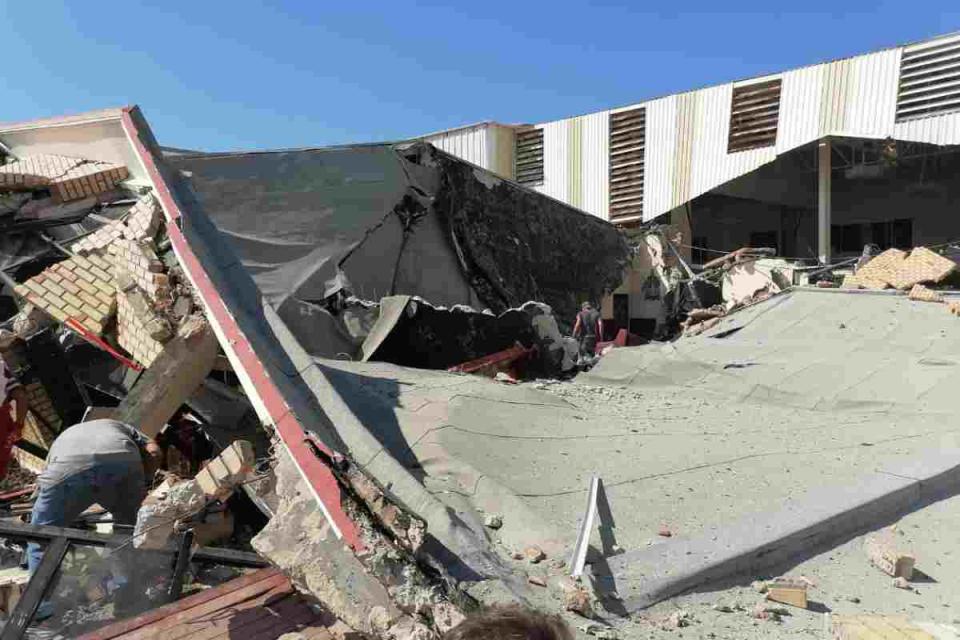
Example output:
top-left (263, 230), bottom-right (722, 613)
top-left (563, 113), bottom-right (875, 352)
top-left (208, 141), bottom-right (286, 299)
top-left (579, 112), bottom-right (609, 219)
top-left (422, 125), bottom-right (489, 170)
top-left (777, 64), bottom-right (823, 152)
top-left (690, 84), bottom-right (776, 208)
top-left (842, 48), bottom-right (900, 137)
top-left (426, 33), bottom-right (960, 224)
top-left (538, 121), bottom-right (568, 203)
top-left (642, 96), bottom-right (678, 221)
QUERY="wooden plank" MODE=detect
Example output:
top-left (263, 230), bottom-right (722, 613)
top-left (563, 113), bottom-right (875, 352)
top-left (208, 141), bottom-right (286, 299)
top-left (77, 569), bottom-right (282, 640)
top-left (163, 587), bottom-right (309, 640)
top-left (137, 576), bottom-right (290, 637)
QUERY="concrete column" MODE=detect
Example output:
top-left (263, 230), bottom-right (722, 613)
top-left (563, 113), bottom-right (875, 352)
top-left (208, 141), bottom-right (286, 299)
top-left (818, 139), bottom-right (832, 264)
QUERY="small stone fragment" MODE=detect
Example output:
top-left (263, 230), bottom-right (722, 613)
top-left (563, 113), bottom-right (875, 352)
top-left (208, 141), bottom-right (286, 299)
top-left (484, 514), bottom-right (503, 529)
top-left (847, 596), bottom-right (861, 604)
top-left (752, 602), bottom-right (789, 621)
top-left (751, 580), bottom-right (768, 594)
top-left (524, 545), bottom-right (546, 564)
top-left (580, 622), bottom-right (618, 639)
top-left (367, 606), bottom-right (393, 634)
top-left (528, 576), bottom-right (547, 587)
top-left (430, 602), bottom-right (465, 635)
top-left (711, 604), bottom-right (733, 613)
top-left (657, 526), bottom-right (673, 538)
top-left (511, 551), bottom-right (524, 561)
top-left (558, 578), bottom-right (594, 619)
top-left (386, 618), bottom-right (433, 640)
top-left (892, 576), bottom-right (911, 590)
top-left (661, 610), bottom-right (690, 629)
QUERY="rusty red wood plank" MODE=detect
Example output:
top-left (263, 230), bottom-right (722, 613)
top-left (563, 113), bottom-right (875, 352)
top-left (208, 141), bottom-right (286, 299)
top-left (76, 569), bottom-right (282, 640)
top-left (126, 575), bottom-right (289, 639)
top-left (161, 586), bottom-right (304, 640)
top-left (184, 594), bottom-right (321, 640)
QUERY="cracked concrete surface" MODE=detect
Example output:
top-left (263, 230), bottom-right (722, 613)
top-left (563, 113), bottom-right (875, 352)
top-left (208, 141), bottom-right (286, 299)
top-left (311, 289), bottom-right (960, 637)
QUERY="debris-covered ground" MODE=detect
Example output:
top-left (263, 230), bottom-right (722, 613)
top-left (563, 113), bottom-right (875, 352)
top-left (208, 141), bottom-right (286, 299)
top-left (4, 108), bottom-right (960, 640)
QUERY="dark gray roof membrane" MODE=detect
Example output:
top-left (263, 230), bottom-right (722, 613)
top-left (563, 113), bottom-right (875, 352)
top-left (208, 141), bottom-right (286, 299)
top-left (168, 142), bottom-right (630, 353)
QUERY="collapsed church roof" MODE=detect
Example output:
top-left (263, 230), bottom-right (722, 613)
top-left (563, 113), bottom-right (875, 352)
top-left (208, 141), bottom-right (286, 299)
top-left (167, 141), bottom-right (629, 356)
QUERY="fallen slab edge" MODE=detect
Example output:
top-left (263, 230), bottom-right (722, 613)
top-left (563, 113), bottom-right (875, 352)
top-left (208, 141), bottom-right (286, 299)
top-left (599, 449), bottom-right (960, 614)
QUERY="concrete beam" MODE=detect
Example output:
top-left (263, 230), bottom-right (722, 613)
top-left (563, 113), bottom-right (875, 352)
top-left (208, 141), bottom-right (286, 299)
top-left (113, 316), bottom-right (218, 438)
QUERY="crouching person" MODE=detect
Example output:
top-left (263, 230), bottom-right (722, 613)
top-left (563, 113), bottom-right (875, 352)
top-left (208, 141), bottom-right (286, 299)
top-left (28, 419), bottom-right (160, 619)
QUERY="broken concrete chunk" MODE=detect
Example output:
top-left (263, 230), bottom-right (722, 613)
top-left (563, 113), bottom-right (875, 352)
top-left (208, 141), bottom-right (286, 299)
top-left (865, 532), bottom-right (915, 579)
top-left (11, 304), bottom-right (51, 338)
top-left (661, 610), bottom-right (690, 630)
top-left (429, 601), bottom-right (465, 635)
top-left (908, 284), bottom-right (944, 303)
top-left (112, 317), bottom-right (219, 437)
top-left (524, 545), bottom-right (546, 564)
top-left (195, 440), bottom-right (256, 501)
top-left (765, 578), bottom-right (808, 609)
top-left (557, 577), bottom-right (594, 619)
top-left (134, 480), bottom-right (206, 549)
top-left (253, 448), bottom-right (457, 635)
top-left (385, 618), bottom-right (434, 640)
top-left (888, 247), bottom-right (956, 290)
top-left (144, 316), bottom-right (174, 342)
top-left (120, 192), bottom-right (162, 243)
top-left (483, 514), bottom-right (503, 529)
top-left (0, 154), bottom-right (129, 202)
top-left (109, 238), bottom-right (169, 300)
top-left (335, 462), bottom-right (426, 553)
top-left (13, 255), bottom-right (117, 335)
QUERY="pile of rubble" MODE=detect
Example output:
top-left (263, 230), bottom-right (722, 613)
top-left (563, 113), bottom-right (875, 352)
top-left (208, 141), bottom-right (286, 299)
top-left (677, 246), bottom-right (786, 337)
top-left (841, 245), bottom-right (960, 308)
top-left (0, 113), bottom-right (640, 639)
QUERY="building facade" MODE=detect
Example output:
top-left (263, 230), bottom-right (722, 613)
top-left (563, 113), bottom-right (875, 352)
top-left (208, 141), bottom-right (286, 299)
top-left (420, 30), bottom-right (960, 333)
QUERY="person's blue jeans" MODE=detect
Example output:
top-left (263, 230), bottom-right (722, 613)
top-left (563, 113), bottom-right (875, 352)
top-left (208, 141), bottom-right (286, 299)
top-left (28, 460), bottom-right (144, 576)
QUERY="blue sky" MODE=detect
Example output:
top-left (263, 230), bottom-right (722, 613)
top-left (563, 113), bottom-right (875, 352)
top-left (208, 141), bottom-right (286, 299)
top-left (1, 1), bottom-right (958, 150)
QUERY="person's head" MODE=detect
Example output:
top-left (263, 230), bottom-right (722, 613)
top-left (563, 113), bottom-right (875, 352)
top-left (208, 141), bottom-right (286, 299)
top-left (581, 301), bottom-right (593, 311)
top-left (443, 606), bottom-right (573, 640)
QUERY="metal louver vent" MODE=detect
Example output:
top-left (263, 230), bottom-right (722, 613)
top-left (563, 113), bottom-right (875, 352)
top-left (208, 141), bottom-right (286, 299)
top-left (897, 38), bottom-right (960, 121)
top-left (728, 79), bottom-right (781, 153)
top-left (515, 128), bottom-right (544, 186)
top-left (608, 107), bottom-right (645, 222)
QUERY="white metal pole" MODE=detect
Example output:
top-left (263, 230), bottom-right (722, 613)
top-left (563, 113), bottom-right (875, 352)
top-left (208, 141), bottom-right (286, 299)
top-left (818, 139), bottom-right (832, 264)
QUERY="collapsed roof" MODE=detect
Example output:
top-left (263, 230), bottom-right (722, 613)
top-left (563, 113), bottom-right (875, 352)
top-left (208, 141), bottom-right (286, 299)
top-left (0, 107), bottom-right (632, 636)
top-left (167, 142), bottom-right (629, 357)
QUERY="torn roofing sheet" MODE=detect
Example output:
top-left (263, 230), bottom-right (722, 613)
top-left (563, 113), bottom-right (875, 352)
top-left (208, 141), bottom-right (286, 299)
top-left (166, 142), bottom-right (629, 356)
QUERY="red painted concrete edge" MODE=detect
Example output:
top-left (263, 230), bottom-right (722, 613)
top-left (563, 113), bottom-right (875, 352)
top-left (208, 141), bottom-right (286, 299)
top-left (119, 107), bottom-right (364, 551)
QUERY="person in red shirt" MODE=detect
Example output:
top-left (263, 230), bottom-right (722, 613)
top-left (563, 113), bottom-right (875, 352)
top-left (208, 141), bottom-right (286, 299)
top-left (0, 353), bottom-right (27, 478)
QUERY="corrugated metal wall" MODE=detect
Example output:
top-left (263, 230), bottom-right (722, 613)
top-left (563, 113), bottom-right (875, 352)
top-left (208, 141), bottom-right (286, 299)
top-left (580, 111), bottom-right (609, 219)
top-left (423, 124), bottom-right (489, 169)
top-left (422, 33), bottom-right (960, 224)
